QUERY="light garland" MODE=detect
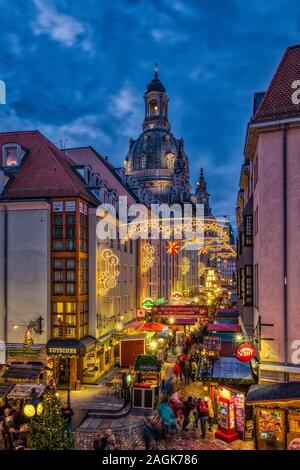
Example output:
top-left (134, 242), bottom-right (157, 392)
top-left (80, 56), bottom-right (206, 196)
top-left (181, 256), bottom-right (190, 275)
top-left (141, 242), bottom-right (155, 273)
top-left (120, 217), bottom-right (236, 261)
top-left (97, 249), bottom-right (119, 296)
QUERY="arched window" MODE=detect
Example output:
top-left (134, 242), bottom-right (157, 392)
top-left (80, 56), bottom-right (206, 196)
top-left (141, 154), bottom-right (147, 169)
top-left (149, 99), bottom-right (159, 117)
top-left (166, 152), bottom-right (175, 170)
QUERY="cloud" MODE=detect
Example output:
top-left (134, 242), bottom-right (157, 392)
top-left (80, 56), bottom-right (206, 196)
top-left (32, 0), bottom-right (92, 50)
top-left (108, 84), bottom-right (143, 137)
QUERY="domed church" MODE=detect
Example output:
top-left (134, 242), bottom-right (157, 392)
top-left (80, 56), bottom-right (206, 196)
top-left (124, 65), bottom-right (192, 203)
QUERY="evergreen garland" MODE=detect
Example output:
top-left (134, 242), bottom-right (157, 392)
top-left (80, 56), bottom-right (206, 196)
top-left (28, 389), bottom-right (74, 450)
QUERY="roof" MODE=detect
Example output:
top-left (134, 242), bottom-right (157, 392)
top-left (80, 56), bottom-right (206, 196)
top-left (246, 382), bottom-right (300, 404)
top-left (64, 146), bottom-right (137, 205)
top-left (6, 383), bottom-right (46, 400)
top-left (208, 323), bottom-right (240, 333)
top-left (138, 322), bottom-right (165, 332)
top-left (0, 130), bottom-right (96, 204)
top-left (215, 308), bottom-right (239, 319)
top-left (2, 363), bottom-right (43, 381)
top-left (253, 44), bottom-right (300, 122)
top-left (209, 357), bottom-right (253, 381)
top-left (0, 382), bottom-right (15, 399)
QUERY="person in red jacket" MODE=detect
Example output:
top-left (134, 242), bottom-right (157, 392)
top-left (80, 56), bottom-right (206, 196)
top-left (173, 362), bottom-right (181, 388)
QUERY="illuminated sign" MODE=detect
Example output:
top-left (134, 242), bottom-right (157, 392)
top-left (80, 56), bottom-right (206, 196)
top-left (142, 298), bottom-right (154, 309)
top-left (172, 291), bottom-right (182, 300)
top-left (235, 343), bottom-right (255, 362)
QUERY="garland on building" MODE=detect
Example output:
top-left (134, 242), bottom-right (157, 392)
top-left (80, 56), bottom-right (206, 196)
top-left (28, 389), bottom-right (73, 450)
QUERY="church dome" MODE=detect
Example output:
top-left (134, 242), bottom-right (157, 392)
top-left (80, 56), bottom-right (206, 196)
top-left (126, 129), bottom-right (179, 172)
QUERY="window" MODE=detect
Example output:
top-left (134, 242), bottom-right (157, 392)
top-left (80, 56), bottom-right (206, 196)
top-left (244, 215), bottom-right (253, 246)
top-left (2, 143), bottom-right (24, 168)
top-left (254, 159), bottom-right (258, 187)
top-left (149, 99), bottom-right (159, 116)
top-left (124, 264), bottom-right (127, 282)
top-left (52, 258), bottom-right (76, 295)
top-left (130, 265), bottom-right (133, 283)
top-left (254, 206), bottom-right (259, 235)
top-left (166, 152), bottom-right (175, 170)
top-left (254, 264), bottom-right (259, 309)
top-left (80, 258), bottom-right (88, 294)
top-left (141, 153), bottom-right (147, 169)
top-left (241, 265), bottom-right (253, 306)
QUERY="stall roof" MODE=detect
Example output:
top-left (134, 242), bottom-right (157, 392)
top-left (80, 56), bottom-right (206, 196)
top-left (246, 382), bottom-right (300, 404)
top-left (209, 357), bottom-right (254, 381)
top-left (215, 309), bottom-right (239, 319)
top-left (6, 383), bottom-right (46, 400)
top-left (2, 363), bottom-right (43, 381)
top-left (138, 322), bottom-right (165, 332)
top-left (0, 382), bottom-right (15, 399)
top-left (208, 323), bottom-right (240, 333)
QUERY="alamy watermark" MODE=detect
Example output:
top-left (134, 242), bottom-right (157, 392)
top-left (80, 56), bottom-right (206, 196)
top-left (96, 197), bottom-right (206, 250)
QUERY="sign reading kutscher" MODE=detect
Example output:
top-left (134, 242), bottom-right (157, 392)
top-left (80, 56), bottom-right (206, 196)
top-left (152, 305), bottom-right (208, 317)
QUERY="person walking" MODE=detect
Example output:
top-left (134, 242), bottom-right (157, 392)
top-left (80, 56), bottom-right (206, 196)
top-left (173, 361), bottom-right (181, 388)
top-left (61, 402), bottom-right (74, 433)
top-left (197, 398), bottom-right (209, 439)
top-left (182, 396), bottom-right (194, 432)
top-left (105, 429), bottom-right (117, 450)
top-left (182, 360), bottom-right (191, 386)
top-left (158, 398), bottom-right (176, 437)
top-left (205, 397), bottom-right (215, 431)
top-left (191, 361), bottom-right (198, 382)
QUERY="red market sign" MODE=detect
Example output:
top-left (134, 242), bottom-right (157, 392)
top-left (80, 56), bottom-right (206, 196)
top-left (235, 343), bottom-right (255, 362)
top-left (152, 305), bottom-right (208, 317)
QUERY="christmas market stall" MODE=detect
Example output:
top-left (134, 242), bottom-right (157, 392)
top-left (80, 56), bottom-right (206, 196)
top-left (6, 383), bottom-right (46, 417)
top-left (200, 356), bottom-right (255, 442)
top-left (246, 381), bottom-right (300, 450)
top-left (132, 354), bottom-right (162, 410)
top-left (1, 363), bottom-right (44, 384)
top-left (0, 382), bottom-right (15, 407)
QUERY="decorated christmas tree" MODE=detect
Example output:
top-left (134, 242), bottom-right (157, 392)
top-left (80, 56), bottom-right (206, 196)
top-left (28, 388), bottom-right (74, 450)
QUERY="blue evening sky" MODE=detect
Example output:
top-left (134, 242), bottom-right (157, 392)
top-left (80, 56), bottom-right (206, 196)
top-left (0, 0), bottom-right (299, 220)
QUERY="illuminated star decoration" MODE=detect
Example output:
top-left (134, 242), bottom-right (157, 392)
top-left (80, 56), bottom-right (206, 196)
top-left (166, 240), bottom-right (181, 255)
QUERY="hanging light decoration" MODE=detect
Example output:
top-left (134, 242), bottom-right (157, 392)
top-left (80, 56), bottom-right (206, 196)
top-left (141, 242), bottom-right (155, 273)
top-left (97, 249), bottom-right (120, 296)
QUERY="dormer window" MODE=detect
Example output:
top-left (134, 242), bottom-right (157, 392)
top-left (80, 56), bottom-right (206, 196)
top-left (2, 143), bottom-right (24, 168)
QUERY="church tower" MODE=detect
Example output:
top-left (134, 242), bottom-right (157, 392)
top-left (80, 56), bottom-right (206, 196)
top-left (124, 65), bottom-right (191, 203)
top-left (195, 168), bottom-right (212, 216)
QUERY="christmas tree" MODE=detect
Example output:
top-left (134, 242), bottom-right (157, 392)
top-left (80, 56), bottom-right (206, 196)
top-left (28, 389), bottom-right (74, 450)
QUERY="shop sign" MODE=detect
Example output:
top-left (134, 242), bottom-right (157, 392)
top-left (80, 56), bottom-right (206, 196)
top-left (235, 343), bottom-right (255, 362)
top-left (288, 437), bottom-right (300, 450)
top-left (53, 201), bottom-right (63, 212)
top-left (48, 347), bottom-right (78, 355)
top-left (172, 291), bottom-right (182, 300)
top-left (142, 298), bottom-right (154, 309)
top-left (136, 309), bottom-right (145, 318)
top-left (152, 305), bottom-right (208, 316)
top-left (203, 335), bottom-right (221, 351)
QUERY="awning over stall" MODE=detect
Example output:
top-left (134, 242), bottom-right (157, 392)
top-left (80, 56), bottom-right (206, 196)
top-left (246, 382), bottom-right (300, 405)
top-left (2, 363), bottom-right (44, 381)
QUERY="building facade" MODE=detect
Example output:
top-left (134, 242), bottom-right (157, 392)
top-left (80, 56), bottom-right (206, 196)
top-left (0, 133), bottom-right (137, 388)
top-left (237, 44), bottom-right (300, 382)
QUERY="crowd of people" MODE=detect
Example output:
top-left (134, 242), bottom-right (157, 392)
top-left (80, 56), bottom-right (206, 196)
top-left (143, 331), bottom-right (216, 450)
